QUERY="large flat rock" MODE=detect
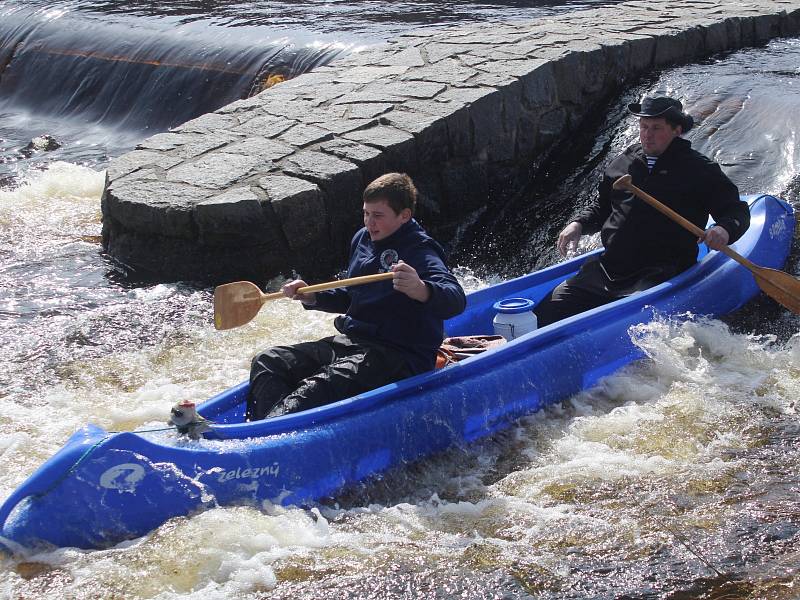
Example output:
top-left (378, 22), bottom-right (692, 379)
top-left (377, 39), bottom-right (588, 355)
top-left (102, 0), bottom-right (800, 283)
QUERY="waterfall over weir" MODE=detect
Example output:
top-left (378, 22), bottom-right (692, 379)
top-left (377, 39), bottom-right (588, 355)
top-left (0, 4), bottom-right (347, 174)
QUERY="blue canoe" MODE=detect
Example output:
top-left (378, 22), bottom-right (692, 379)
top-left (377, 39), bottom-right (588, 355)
top-left (0, 194), bottom-right (794, 551)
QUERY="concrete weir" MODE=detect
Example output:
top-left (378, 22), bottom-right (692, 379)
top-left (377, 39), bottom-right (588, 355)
top-left (101, 0), bottom-right (800, 283)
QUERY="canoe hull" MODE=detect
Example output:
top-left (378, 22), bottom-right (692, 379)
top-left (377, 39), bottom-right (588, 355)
top-left (1, 195), bottom-right (794, 550)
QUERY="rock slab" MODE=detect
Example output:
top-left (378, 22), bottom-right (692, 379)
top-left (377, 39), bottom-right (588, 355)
top-left (101, 0), bottom-right (800, 283)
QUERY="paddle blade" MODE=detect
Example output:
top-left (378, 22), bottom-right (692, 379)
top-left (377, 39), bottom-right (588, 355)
top-left (753, 267), bottom-right (800, 314)
top-left (213, 281), bottom-right (266, 330)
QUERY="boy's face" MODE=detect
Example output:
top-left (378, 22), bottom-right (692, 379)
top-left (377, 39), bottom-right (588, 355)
top-left (363, 198), bottom-right (411, 242)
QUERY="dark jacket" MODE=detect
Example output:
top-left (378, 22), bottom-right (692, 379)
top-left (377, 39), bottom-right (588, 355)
top-left (573, 137), bottom-right (750, 279)
top-left (307, 219), bottom-right (466, 374)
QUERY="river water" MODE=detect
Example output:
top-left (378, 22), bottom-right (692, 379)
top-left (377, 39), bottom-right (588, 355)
top-left (1, 1), bottom-right (799, 598)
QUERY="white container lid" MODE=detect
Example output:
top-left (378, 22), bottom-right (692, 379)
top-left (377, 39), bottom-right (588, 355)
top-left (492, 297), bottom-right (535, 314)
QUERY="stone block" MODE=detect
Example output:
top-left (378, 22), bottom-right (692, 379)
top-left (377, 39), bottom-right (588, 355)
top-left (347, 103), bottom-right (396, 119)
top-left (500, 37), bottom-right (549, 59)
top-left (282, 151), bottom-right (364, 252)
top-left (175, 134), bottom-right (241, 159)
top-left (262, 100), bottom-right (320, 120)
top-left (213, 98), bottom-right (258, 115)
top-left (103, 180), bottom-right (206, 238)
top-left (281, 151), bottom-right (363, 220)
top-left (737, 15), bottom-right (755, 47)
top-left (514, 106), bottom-right (540, 159)
top-left (137, 132), bottom-right (202, 152)
top-left (400, 59), bottom-right (478, 85)
top-left (233, 114), bottom-right (296, 138)
top-left (382, 109), bottom-right (449, 166)
top-left (296, 82), bottom-right (359, 106)
top-left (783, 6), bottom-right (800, 35)
top-left (366, 81), bottom-right (447, 99)
top-left (311, 117), bottom-right (378, 135)
top-left (343, 125), bottom-right (417, 172)
top-left (724, 16), bottom-right (744, 50)
top-left (653, 32), bottom-right (687, 67)
top-left (499, 83), bottom-right (523, 160)
top-left (178, 113), bottom-right (239, 133)
top-left (439, 86), bottom-right (496, 106)
top-left (278, 124), bottom-right (334, 148)
top-left (332, 91), bottom-right (405, 105)
top-left (335, 65), bottom-right (410, 83)
top-left (624, 35), bottom-right (657, 73)
top-left (282, 150), bottom-right (360, 183)
top-left (194, 187), bottom-right (283, 246)
top-left (381, 109), bottom-right (441, 135)
top-left (519, 61), bottom-right (558, 109)
top-left (469, 88), bottom-right (513, 163)
top-left (537, 107), bottom-right (567, 147)
top-left (460, 53), bottom-right (489, 67)
top-left (702, 21), bottom-right (730, 54)
top-left (439, 104), bottom-right (473, 159)
top-left (225, 137), bottom-right (295, 161)
top-left (319, 139), bottom-right (388, 185)
top-left (404, 98), bottom-right (464, 117)
top-left (111, 169), bottom-right (162, 187)
top-left (754, 13), bottom-right (781, 42)
top-left (468, 71), bottom-right (517, 88)
top-left (378, 47), bottom-right (425, 67)
top-left (106, 150), bottom-right (182, 181)
top-left (259, 175), bottom-right (328, 251)
top-left (166, 153), bottom-right (263, 189)
top-left (599, 40), bottom-right (630, 86)
top-left (425, 43), bottom-right (482, 63)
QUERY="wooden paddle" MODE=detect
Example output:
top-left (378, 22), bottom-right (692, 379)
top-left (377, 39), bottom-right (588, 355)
top-left (613, 174), bottom-right (800, 314)
top-left (214, 272), bottom-right (395, 330)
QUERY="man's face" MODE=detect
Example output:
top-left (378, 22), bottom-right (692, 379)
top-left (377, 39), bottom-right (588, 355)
top-left (363, 198), bottom-right (411, 242)
top-left (639, 117), bottom-right (682, 156)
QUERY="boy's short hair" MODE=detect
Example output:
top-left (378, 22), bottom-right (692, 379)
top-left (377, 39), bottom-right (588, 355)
top-left (363, 173), bottom-right (417, 215)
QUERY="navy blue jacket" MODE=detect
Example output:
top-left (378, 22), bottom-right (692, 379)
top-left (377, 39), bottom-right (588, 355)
top-left (307, 219), bottom-right (466, 374)
top-left (574, 137), bottom-right (750, 279)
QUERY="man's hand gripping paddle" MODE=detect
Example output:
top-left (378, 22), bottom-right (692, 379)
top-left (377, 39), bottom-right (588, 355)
top-left (213, 272), bottom-right (395, 330)
top-left (613, 174), bottom-right (800, 314)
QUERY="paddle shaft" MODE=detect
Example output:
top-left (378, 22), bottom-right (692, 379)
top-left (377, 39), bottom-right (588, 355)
top-left (258, 272), bottom-right (395, 303)
top-left (613, 175), bottom-right (759, 271)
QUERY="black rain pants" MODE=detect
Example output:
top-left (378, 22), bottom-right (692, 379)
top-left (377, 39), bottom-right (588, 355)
top-left (534, 256), bottom-right (678, 327)
top-left (246, 334), bottom-right (414, 421)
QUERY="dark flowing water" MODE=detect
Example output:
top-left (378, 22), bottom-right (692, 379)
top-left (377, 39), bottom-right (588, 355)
top-left (0, 1), bottom-right (799, 598)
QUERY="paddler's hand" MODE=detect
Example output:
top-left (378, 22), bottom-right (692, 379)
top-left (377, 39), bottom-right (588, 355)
top-left (699, 225), bottom-right (729, 251)
top-left (557, 221), bottom-right (583, 257)
top-left (282, 279), bottom-right (316, 305)
top-left (391, 260), bottom-right (431, 303)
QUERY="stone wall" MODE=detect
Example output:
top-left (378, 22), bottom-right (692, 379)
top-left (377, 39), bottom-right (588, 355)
top-left (101, 0), bottom-right (800, 283)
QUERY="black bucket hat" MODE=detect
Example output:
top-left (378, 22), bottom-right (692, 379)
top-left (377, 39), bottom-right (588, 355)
top-left (628, 96), bottom-right (694, 132)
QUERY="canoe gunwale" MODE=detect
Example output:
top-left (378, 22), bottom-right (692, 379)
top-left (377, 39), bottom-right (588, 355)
top-left (199, 195), bottom-right (784, 440)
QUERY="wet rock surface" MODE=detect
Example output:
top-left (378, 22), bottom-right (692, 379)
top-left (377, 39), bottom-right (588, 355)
top-left (101, 0), bottom-right (800, 283)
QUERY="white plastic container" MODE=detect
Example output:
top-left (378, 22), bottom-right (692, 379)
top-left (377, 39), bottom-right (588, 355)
top-left (492, 297), bottom-right (537, 341)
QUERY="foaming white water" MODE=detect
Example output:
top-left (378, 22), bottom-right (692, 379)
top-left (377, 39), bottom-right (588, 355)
top-left (5, 315), bottom-right (797, 599)
top-left (497, 317), bottom-right (799, 504)
top-left (3, 505), bottom-right (336, 598)
top-left (0, 162), bottom-right (105, 227)
top-left (1, 173), bottom-right (798, 598)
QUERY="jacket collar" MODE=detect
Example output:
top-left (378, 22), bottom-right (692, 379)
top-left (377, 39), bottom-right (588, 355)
top-left (636, 136), bottom-right (691, 162)
top-left (372, 219), bottom-right (421, 249)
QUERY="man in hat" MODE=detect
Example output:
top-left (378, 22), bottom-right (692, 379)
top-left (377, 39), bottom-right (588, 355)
top-left (534, 96), bottom-right (750, 327)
